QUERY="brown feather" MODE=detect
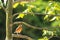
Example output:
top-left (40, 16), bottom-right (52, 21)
top-left (14, 25), bottom-right (22, 33)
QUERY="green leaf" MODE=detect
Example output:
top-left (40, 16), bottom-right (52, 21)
top-left (13, 2), bottom-right (19, 8)
top-left (0, 0), bottom-right (3, 9)
top-left (51, 21), bottom-right (60, 27)
top-left (43, 30), bottom-right (47, 36)
top-left (50, 16), bottom-right (56, 21)
top-left (19, 1), bottom-right (28, 6)
top-left (16, 13), bottom-right (26, 19)
top-left (38, 37), bottom-right (48, 40)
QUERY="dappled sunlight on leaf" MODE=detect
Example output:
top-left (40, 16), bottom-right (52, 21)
top-left (16, 13), bottom-right (26, 19)
top-left (43, 30), bottom-right (47, 36)
top-left (50, 16), bottom-right (56, 21)
top-left (51, 21), bottom-right (60, 27)
top-left (56, 16), bottom-right (60, 20)
top-left (43, 30), bottom-right (54, 36)
top-left (29, 5), bottom-right (36, 8)
top-left (13, 2), bottom-right (19, 8)
top-left (38, 37), bottom-right (48, 40)
top-left (20, 1), bottom-right (28, 6)
top-left (44, 15), bottom-right (49, 20)
top-left (44, 1), bottom-right (60, 21)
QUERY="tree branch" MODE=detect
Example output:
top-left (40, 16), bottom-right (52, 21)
top-left (13, 12), bottom-right (60, 18)
top-left (13, 13), bottom-right (19, 18)
top-left (0, 6), bottom-right (6, 11)
top-left (0, 3), bottom-right (6, 11)
top-left (0, 0), bottom-right (6, 11)
top-left (12, 34), bottom-right (34, 40)
top-left (12, 12), bottom-right (27, 18)
top-left (48, 36), bottom-right (60, 40)
top-left (13, 21), bottom-right (47, 30)
top-left (13, 0), bottom-right (34, 5)
top-left (5, 0), bottom-right (13, 40)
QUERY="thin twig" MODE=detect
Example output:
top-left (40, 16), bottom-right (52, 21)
top-left (22, 22), bottom-right (47, 30)
top-left (12, 34), bottom-right (34, 40)
top-left (13, 0), bottom-right (32, 5)
top-left (13, 21), bottom-right (60, 30)
top-left (12, 12), bottom-right (27, 18)
top-left (0, 6), bottom-right (6, 11)
top-left (35, 13), bottom-right (60, 16)
top-left (48, 35), bottom-right (60, 40)
top-left (13, 12), bottom-right (60, 18)
top-left (13, 13), bottom-right (19, 18)
top-left (13, 21), bottom-right (47, 30)
top-left (0, 0), bottom-right (6, 11)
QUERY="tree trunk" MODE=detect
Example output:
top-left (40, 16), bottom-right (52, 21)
top-left (5, 0), bottom-right (13, 40)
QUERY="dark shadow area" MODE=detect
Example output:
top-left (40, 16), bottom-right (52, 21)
top-left (0, 9), bottom-right (6, 40)
top-left (49, 36), bottom-right (60, 40)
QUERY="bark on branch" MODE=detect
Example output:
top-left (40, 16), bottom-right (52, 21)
top-left (5, 0), bottom-right (13, 40)
top-left (0, 0), bottom-right (6, 11)
top-left (12, 12), bottom-right (60, 18)
top-left (1, 6), bottom-right (5, 11)
top-left (12, 34), bottom-right (34, 40)
top-left (0, 5), bottom-right (6, 11)
top-left (13, 21), bottom-right (47, 30)
top-left (13, 0), bottom-right (34, 5)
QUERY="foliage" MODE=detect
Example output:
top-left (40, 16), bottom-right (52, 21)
top-left (0, 0), bottom-right (60, 40)
top-left (13, 0), bottom-right (60, 40)
top-left (38, 36), bottom-right (48, 40)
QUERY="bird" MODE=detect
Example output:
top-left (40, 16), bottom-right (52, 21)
top-left (14, 24), bottom-right (22, 34)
